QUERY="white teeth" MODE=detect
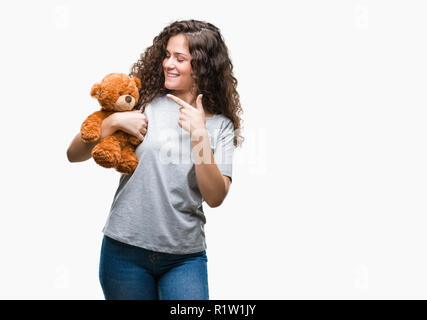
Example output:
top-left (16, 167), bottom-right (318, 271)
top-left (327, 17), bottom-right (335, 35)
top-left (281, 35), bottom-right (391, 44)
top-left (167, 73), bottom-right (179, 78)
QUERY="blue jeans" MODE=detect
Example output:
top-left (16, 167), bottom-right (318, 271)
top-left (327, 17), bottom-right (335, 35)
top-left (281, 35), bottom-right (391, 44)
top-left (99, 235), bottom-right (209, 300)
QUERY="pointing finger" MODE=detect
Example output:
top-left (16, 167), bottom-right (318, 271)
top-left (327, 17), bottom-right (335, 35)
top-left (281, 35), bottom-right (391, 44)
top-left (166, 94), bottom-right (190, 109)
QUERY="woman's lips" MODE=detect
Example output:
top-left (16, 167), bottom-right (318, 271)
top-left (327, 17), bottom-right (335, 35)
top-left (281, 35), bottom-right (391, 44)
top-left (166, 72), bottom-right (180, 78)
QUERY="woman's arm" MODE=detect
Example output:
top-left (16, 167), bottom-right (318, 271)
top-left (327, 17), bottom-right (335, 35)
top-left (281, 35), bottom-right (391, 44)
top-left (66, 114), bottom-right (118, 163)
top-left (67, 110), bottom-right (148, 163)
top-left (191, 129), bottom-right (230, 208)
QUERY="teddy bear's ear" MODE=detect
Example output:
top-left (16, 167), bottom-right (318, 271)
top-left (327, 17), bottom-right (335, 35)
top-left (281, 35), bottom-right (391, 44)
top-left (90, 83), bottom-right (102, 99)
top-left (132, 76), bottom-right (142, 90)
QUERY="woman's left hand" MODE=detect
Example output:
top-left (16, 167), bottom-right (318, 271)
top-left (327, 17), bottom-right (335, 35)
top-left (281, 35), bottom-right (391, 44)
top-left (166, 93), bottom-right (207, 137)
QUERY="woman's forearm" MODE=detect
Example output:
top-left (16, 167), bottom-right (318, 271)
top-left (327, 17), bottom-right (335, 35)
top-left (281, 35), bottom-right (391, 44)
top-left (191, 129), bottom-right (226, 207)
top-left (67, 114), bottom-right (118, 163)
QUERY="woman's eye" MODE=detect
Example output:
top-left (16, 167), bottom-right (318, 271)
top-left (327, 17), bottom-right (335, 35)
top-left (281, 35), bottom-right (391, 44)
top-left (165, 55), bottom-right (183, 63)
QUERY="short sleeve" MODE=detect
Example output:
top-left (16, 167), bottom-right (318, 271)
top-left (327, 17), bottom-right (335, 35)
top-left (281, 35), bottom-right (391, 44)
top-left (214, 119), bottom-right (235, 183)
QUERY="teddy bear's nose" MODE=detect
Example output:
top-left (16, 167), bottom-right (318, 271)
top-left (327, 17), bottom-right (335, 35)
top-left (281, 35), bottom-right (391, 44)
top-left (125, 96), bottom-right (132, 103)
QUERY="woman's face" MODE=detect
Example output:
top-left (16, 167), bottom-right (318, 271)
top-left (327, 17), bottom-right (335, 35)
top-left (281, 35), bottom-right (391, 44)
top-left (162, 34), bottom-right (194, 93)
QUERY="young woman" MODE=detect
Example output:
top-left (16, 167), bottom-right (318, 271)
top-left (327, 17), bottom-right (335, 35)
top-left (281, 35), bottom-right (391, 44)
top-left (67, 19), bottom-right (243, 300)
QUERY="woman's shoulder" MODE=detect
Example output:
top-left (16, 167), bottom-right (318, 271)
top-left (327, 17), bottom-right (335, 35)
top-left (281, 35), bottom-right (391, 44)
top-left (216, 114), bottom-right (234, 129)
top-left (208, 114), bottom-right (234, 137)
top-left (150, 94), bottom-right (168, 105)
top-left (209, 113), bottom-right (230, 123)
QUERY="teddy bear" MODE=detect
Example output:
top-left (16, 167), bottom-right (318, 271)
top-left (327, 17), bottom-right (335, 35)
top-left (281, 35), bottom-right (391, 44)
top-left (80, 73), bottom-right (143, 175)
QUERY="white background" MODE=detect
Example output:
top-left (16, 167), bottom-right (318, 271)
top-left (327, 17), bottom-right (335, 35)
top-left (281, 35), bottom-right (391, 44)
top-left (0, 0), bottom-right (426, 299)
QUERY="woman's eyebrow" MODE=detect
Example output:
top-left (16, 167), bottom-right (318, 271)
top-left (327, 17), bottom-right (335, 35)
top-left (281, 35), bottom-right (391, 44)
top-left (165, 49), bottom-right (188, 57)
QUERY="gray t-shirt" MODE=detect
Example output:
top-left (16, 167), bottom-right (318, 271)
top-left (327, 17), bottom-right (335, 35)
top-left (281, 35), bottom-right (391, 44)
top-left (102, 94), bottom-right (234, 254)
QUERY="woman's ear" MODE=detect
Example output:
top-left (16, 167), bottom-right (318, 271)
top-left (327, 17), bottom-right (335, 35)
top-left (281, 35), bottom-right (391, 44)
top-left (90, 83), bottom-right (102, 99)
top-left (132, 76), bottom-right (142, 90)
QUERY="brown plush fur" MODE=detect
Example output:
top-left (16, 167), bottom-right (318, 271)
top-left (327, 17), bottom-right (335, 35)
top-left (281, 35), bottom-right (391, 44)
top-left (80, 73), bottom-right (142, 175)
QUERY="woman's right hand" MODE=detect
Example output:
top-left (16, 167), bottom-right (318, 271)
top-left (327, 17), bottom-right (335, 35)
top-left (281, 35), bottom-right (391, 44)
top-left (113, 110), bottom-right (148, 141)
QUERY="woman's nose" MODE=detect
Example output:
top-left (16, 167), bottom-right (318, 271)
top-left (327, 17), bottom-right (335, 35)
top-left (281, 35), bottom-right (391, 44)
top-left (164, 57), bottom-right (175, 69)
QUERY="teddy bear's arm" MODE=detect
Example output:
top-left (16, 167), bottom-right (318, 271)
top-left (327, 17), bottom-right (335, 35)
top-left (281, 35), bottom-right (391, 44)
top-left (80, 110), bottom-right (114, 143)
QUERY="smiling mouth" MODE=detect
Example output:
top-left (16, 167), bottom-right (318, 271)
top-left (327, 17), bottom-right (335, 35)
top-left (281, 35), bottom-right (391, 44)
top-left (166, 72), bottom-right (180, 78)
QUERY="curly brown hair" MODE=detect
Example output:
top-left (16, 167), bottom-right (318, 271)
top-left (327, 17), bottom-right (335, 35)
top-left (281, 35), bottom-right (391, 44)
top-left (129, 19), bottom-right (244, 148)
